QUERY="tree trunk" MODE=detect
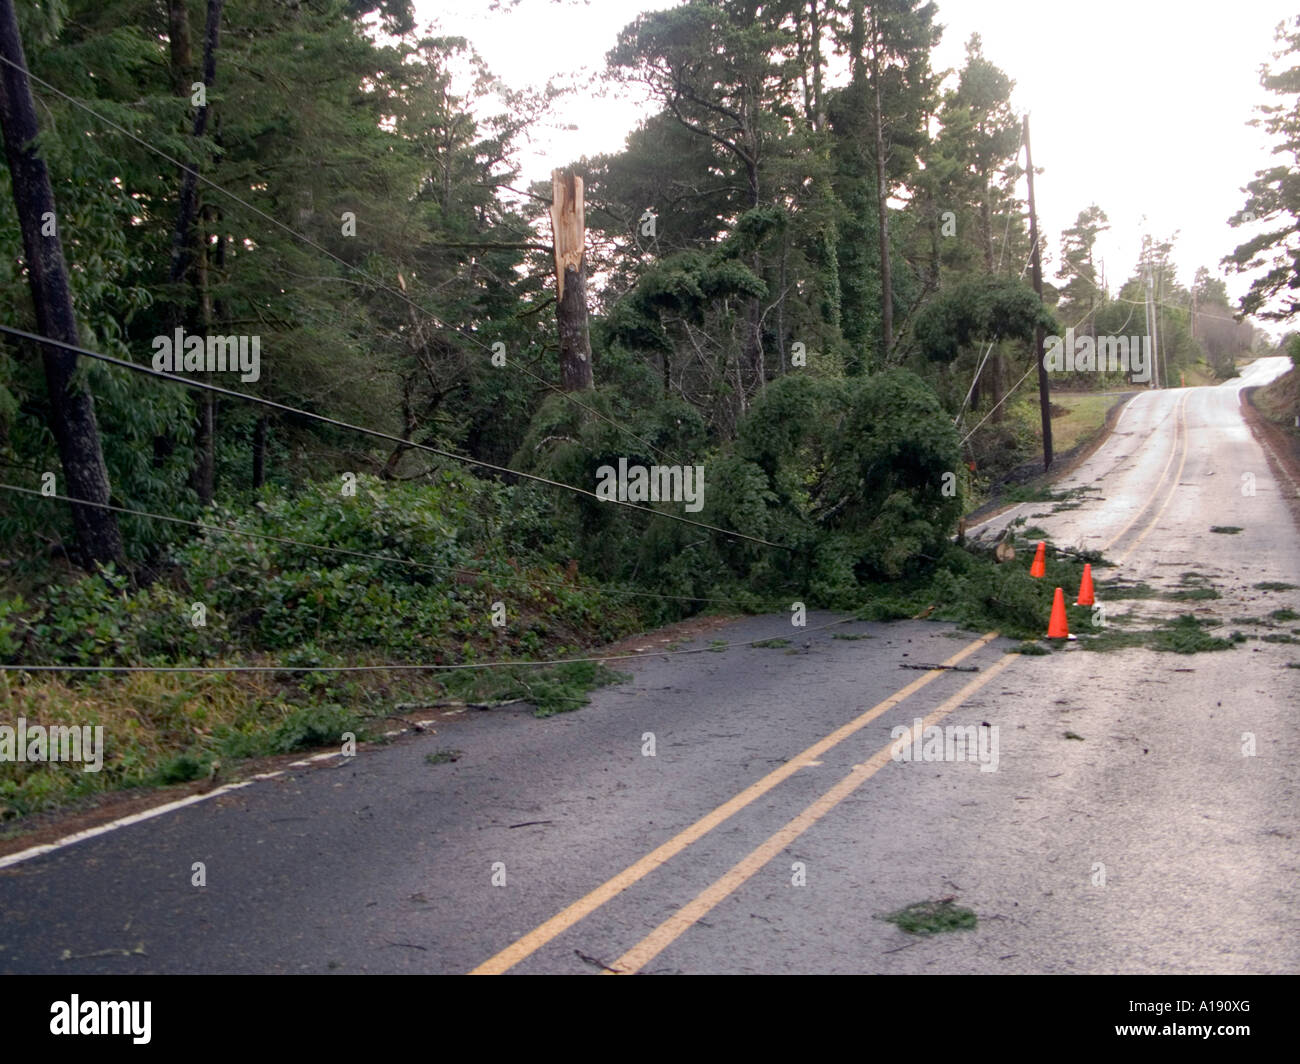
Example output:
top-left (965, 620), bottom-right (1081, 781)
top-left (550, 170), bottom-right (594, 391)
top-left (744, 272), bottom-right (764, 392)
top-left (776, 236), bottom-right (788, 374)
top-left (154, 0), bottom-right (195, 464)
top-left (809, 0), bottom-right (824, 130)
top-left (849, 0), bottom-right (865, 86)
top-left (166, 0), bottom-right (193, 96)
top-left (869, 11), bottom-right (893, 360)
top-left (168, 0), bottom-right (222, 288)
top-left (168, 0), bottom-right (222, 502)
top-left (252, 416), bottom-right (267, 488)
top-left (981, 174), bottom-right (1003, 421)
top-left (189, 206), bottom-right (215, 504)
top-left (0, 0), bottom-right (124, 568)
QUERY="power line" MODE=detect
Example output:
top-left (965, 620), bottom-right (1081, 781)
top-left (0, 53), bottom-right (674, 466)
top-left (0, 483), bottom-right (745, 607)
top-left (958, 363), bottom-right (1037, 447)
top-left (0, 616), bottom-right (858, 673)
top-left (958, 300), bottom-right (1109, 448)
top-left (955, 243), bottom-right (1036, 426)
top-left (0, 323), bottom-right (788, 550)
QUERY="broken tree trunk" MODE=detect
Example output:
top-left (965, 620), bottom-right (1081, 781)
top-left (0, 0), bottom-right (124, 568)
top-left (550, 170), bottom-right (593, 391)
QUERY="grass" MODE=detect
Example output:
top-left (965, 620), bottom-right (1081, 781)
top-left (495, 661), bottom-right (630, 718)
top-left (1254, 365), bottom-right (1299, 430)
top-left (1210, 526), bottom-right (1243, 534)
top-left (1050, 394), bottom-right (1114, 453)
top-left (750, 637), bottom-right (792, 648)
top-left (831, 632), bottom-right (873, 641)
top-left (1081, 614), bottom-right (1246, 654)
top-left (880, 898), bottom-right (978, 936)
top-left (1166, 587), bottom-right (1220, 601)
top-left (0, 658), bottom-right (629, 820)
top-left (1255, 582), bottom-right (1299, 592)
top-left (1269, 608), bottom-right (1300, 622)
top-left (1179, 360), bottom-right (1222, 388)
top-left (1097, 580), bottom-right (1161, 600)
top-left (425, 749), bottom-right (462, 765)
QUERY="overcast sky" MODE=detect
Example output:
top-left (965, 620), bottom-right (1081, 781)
top-left (415, 0), bottom-right (1296, 321)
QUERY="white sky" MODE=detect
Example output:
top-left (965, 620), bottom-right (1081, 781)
top-left (415, 0), bottom-right (1296, 321)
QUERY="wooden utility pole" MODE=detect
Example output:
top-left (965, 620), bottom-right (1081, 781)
top-left (0, 0), bottom-right (124, 567)
top-left (550, 170), bottom-right (593, 391)
top-left (1023, 115), bottom-right (1052, 471)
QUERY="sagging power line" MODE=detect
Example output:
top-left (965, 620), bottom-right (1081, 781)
top-left (0, 323), bottom-right (788, 550)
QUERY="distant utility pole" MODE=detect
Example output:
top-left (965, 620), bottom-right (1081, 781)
top-left (1023, 115), bottom-right (1052, 471)
top-left (1143, 267), bottom-right (1160, 388)
top-left (1156, 264), bottom-right (1167, 389)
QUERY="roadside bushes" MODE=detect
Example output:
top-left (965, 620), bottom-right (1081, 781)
top-left (1, 471), bottom-right (639, 668)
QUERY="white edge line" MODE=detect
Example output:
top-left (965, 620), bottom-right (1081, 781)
top-left (0, 746), bottom-right (372, 870)
top-left (0, 777), bottom-right (265, 871)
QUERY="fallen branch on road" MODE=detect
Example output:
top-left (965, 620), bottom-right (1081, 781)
top-left (392, 698), bottom-right (529, 712)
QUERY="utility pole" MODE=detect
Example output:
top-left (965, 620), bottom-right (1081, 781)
top-left (1143, 266), bottom-right (1160, 389)
top-left (1156, 262), bottom-right (1167, 389)
top-left (1023, 115), bottom-right (1052, 471)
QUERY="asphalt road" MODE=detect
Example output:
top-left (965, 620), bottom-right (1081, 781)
top-left (2, 362), bottom-right (1297, 974)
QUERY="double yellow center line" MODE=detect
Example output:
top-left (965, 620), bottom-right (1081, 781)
top-left (471, 394), bottom-right (1198, 973)
top-left (606, 653), bottom-right (1018, 973)
top-left (1103, 391), bottom-right (1192, 559)
top-left (470, 630), bottom-right (1003, 975)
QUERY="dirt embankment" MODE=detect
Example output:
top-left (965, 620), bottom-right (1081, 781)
top-left (1243, 376), bottom-right (1300, 535)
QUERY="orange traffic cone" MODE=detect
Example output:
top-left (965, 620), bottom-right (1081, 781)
top-left (1029, 541), bottom-right (1047, 578)
top-left (1046, 586), bottom-right (1072, 639)
top-left (1076, 563), bottom-right (1095, 607)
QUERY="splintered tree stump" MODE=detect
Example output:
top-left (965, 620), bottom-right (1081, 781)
top-left (550, 169), bottom-right (593, 391)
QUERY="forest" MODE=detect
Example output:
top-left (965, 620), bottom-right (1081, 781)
top-left (0, 0), bottom-right (1289, 815)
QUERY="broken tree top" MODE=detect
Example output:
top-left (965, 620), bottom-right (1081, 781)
top-left (550, 169), bottom-right (585, 302)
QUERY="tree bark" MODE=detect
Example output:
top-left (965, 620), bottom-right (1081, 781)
top-left (0, 0), bottom-right (124, 568)
top-left (168, 0), bottom-right (222, 288)
top-left (166, 0), bottom-right (192, 96)
top-left (189, 205), bottom-right (215, 504)
top-left (809, 0), bottom-right (824, 131)
top-left (168, 0), bottom-right (222, 502)
top-left (869, 9), bottom-right (893, 360)
top-left (550, 170), bottom-right (594, 391)
top-left (252, 416), bottom-right (267, 488)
